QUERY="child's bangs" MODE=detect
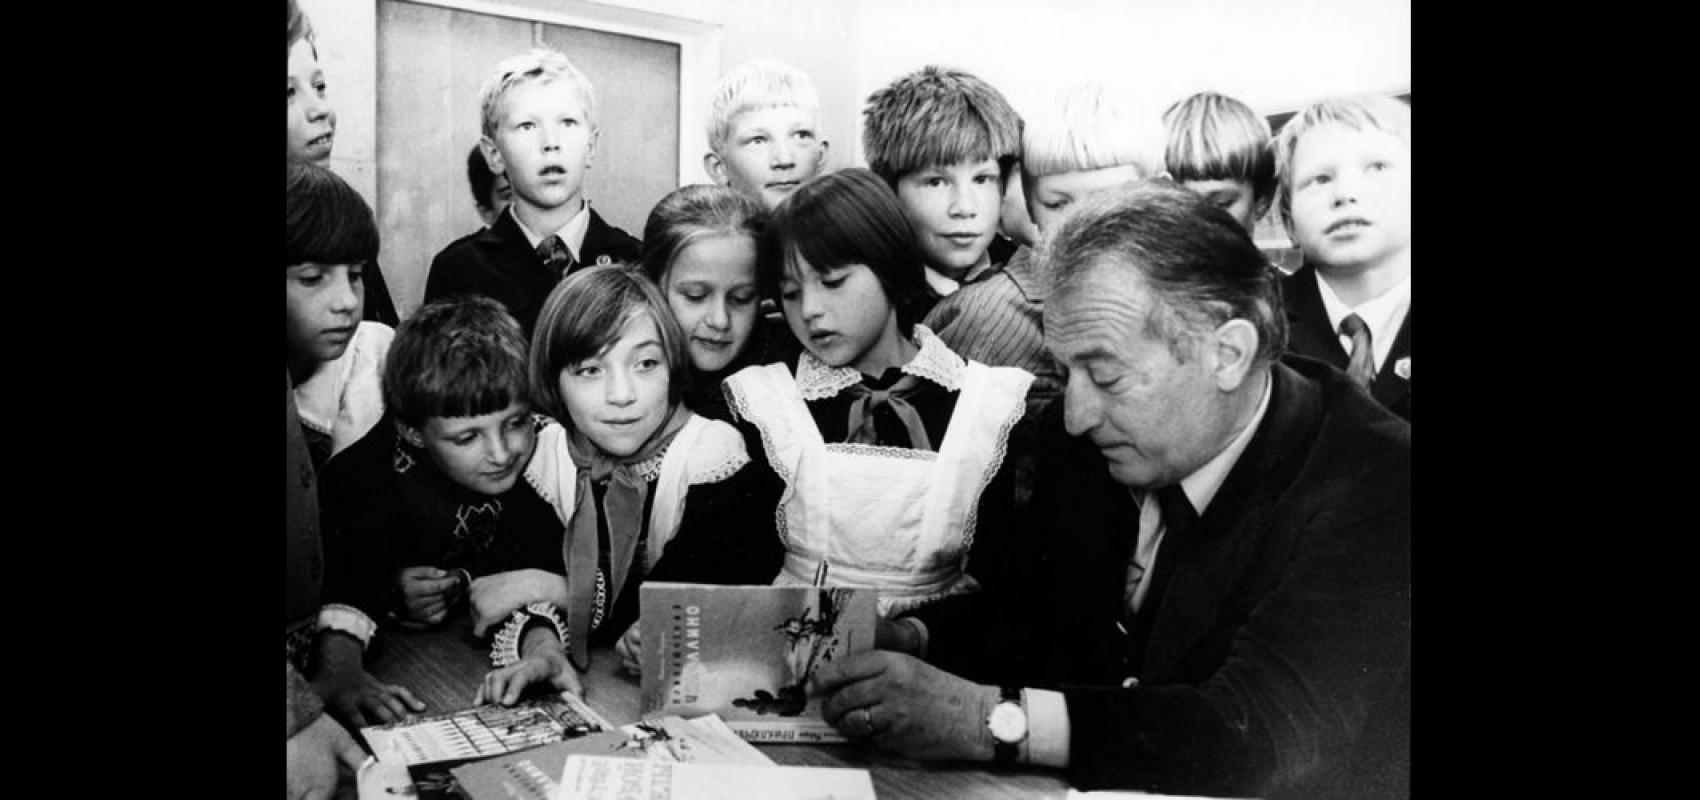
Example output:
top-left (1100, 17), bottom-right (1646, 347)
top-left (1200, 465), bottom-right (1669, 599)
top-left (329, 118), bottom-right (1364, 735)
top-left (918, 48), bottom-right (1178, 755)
top-left (1166, 126), bottom-right (1271, 185)
top-left (285, 169), bottom-right (380, 268)
top-left (557, 295), bottom-right (647, 367)
top-left (893, 119), bottom-right (1014, 178)
top-left (424, 374), bottom-right (525, 422)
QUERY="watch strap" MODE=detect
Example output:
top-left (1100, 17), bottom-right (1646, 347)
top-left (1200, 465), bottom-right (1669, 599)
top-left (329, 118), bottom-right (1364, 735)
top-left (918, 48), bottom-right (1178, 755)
top-left (992, 685), bottom-right (1024, 765)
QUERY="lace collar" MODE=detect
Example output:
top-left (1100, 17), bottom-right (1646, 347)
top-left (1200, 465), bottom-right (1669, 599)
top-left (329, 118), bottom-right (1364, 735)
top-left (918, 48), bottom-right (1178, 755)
top-left (793, 324), bottom-right (966, 400)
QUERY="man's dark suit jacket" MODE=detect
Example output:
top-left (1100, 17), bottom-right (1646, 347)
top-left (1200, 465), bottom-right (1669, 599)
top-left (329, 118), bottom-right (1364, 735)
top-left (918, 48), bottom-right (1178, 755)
top-left (424, 205), bottom-right (642, 338)
top-left (918, 356), bottom-right (1411, 799)
top-left (1281, 263), bottom-right (1411, 421)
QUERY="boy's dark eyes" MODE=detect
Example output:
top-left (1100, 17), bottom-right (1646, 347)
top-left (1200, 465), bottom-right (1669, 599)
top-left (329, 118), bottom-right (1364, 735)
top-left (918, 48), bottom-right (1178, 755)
top-left (1041, 199), bottom-right (1068, 211)
top-left (792, 130), bottom-right (815, 141)
top-left (730, 291), bottom-right (757, 305)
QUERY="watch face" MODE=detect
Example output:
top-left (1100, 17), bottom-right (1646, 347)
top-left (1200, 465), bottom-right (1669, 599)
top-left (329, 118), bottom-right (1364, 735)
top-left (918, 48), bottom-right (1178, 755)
top-left (988, 701), bottom-right (1028, 743)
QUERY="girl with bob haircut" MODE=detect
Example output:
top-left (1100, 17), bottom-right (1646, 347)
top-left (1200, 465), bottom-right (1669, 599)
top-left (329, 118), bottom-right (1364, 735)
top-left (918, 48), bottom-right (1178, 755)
top-left (640, 183), bottom-right (799, 422)
top-left (286, 160), bottom-right (394, 471)
top-left (724, 167), bottom-right (1035, 617)
top-left (474, 264), bottom-right (782, 703)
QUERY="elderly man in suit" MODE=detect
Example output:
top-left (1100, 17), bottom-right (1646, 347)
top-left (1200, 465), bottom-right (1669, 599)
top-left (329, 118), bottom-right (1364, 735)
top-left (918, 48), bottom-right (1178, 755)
top-left (810, 180), bottom-right (1410, 799)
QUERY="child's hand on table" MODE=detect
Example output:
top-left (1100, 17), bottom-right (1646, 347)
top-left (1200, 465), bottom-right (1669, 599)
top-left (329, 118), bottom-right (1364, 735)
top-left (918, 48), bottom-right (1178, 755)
top-left (476, 645), bottom-right (585, 706)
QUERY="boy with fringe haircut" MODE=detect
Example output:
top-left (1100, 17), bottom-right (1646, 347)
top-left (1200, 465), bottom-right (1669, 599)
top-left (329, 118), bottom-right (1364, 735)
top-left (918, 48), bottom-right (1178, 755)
top-left (704, 59), bottom-right (830, 211)
top-left (426, 47), bottom-right (642, 338)
top-left (1162, 91), bottom-right (1277, 233)
top-left (862, 65), bottom-right (1021, 302)
top-left (311, 296), bottom-right (566, 727)
top-left (1273, 94), bottom-right (1411, 421)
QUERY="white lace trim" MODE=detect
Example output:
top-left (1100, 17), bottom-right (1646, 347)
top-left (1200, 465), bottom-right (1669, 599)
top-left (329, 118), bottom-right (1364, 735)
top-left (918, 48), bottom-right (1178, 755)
top-left (724, 373), bottom-right (794, 489)
top-left (901, 325), bottom-right (967, 390)
top-left (691, 451), bottom-right (750, 484)
top-left (630, 447), bottom-right (669, 483)
top-left (794, 352), bottom-right (863, 400)
top-left (824, 442), bottom-right (939, 461)
top-left (957, 370), bottom-right (1030, 559)
top-left (792, 324), bottom-right (966, 399)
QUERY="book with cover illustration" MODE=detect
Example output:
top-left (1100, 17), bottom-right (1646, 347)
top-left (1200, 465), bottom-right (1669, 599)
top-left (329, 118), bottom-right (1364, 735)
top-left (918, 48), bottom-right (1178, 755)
top-left (354, 691), bottom-right (612, 799)
top-left (449, 715), bottom-right (772, 800)
top-left (557, 754), bottom-right (877, 800)
top-left (639, 583), bottom-right (877, 744)
top-left (359, 690), bottom-right (612, 766)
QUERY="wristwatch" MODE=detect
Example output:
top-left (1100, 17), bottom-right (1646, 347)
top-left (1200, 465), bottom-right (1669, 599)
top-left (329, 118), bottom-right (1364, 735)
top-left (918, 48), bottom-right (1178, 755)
top-left (986, 686), bottom-right (1028, 765)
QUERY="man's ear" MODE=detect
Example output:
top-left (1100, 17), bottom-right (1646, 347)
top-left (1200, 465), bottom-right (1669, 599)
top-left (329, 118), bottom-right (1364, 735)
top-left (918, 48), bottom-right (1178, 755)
top-left (703, 151), bottom-right (729, 185)
top-left (395, 420), bottom-right (425, 448)
top-left (1210, 318), bottom-right (1259, 392)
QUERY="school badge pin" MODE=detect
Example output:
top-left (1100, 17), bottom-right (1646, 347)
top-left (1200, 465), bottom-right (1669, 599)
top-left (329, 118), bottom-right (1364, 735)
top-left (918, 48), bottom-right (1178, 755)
top-left (1394, 357), bottom-right (1410, 380)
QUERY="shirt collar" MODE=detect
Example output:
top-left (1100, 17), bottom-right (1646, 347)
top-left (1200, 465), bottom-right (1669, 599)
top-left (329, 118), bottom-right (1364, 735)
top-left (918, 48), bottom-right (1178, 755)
top-left (921, 253), bottom-right (996, 298)
top-left (1315, 270), bottom-right (1411, 367)
top-left (1174, 375), bottom-right (1273, 517)
top-left (793, 324), bottom-right (964, 400)
top-left (511, 200), bottom-right (592, 262)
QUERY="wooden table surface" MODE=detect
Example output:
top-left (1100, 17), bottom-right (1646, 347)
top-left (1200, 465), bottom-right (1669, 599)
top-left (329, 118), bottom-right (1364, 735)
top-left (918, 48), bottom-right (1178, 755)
top-left (366, 612), bottom-right (1073, 799)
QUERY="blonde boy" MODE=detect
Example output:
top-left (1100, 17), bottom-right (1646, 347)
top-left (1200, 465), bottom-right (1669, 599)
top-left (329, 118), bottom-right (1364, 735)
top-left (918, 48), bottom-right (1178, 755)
top-left (704, 59), bottom-right (830, 211)
top-left (425, 48), bottom-right (642, 338)
top-left (1273, 94), bottom-right (1411, 421)
top-left (862, 65), bottom-right (1021, 298)
top-left (1162, 91), bottom-right (1277, 232)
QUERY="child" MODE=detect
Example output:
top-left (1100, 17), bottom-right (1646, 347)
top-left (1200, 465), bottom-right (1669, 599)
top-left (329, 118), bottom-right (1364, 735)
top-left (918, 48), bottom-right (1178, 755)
top-left (639, 184), bottom-right (799, 421)
top-left (724, 168), bottom-right (1034, 618)
top-left (286, 0), bottom-right (399, 327)
top-left (924, 82), bottom-right (1165, 505)
top-left (861, 65), bottom-right (1022, 300)
top-left (425, 47), bottom-right (643, 339)
top-left (703, 58), bottom-right (830, 211)
top-left (467, 144), bottom-right (515, 228)
top-left (1162, 90), bottom-right (1277, 233)
top-left (1273, 94), bottom-right (1411, 421)
top-left (312, 296), bottom-right (561, 727)
top-left (287, 160), bottom-right (394, 471)
top-left (475, 265), bottom-right (781, 704)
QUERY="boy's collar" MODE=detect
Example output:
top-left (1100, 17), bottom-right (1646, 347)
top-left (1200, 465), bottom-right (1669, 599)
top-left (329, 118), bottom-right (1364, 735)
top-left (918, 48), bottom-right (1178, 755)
top-left (510, 199), bottom-right (592, 260)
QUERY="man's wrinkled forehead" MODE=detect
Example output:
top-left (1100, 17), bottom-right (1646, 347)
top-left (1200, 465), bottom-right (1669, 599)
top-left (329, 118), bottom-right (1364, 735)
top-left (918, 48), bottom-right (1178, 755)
top-left (1046, 261), bottom-right (1153, 349)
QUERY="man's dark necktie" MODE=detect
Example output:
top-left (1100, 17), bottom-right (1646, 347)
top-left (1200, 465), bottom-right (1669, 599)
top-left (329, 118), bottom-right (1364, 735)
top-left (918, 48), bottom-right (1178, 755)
top-left (1339, 313), bottom-right (1376, 389)
top-left (1123, 484), bottom-right (1196, 672)
top-left (536, 234), bottom-right (576, 280)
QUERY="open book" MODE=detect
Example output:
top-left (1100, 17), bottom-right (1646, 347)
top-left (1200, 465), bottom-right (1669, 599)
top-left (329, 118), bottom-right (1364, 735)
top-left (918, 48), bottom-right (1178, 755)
top-left (558, 754), bottom-right (876, 800)
top-left (639, 583), bottom-right (877, 743)
top-left (359, 690), bottom-right (612, 766)
top-left (449, 714), bottom-right (772, 800)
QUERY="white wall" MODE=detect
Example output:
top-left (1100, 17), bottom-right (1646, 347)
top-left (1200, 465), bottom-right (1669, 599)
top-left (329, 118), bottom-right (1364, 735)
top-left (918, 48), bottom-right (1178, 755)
top-left (299, 0), bottom-right (379, 204)
top-left (849, 0), bottom-right (1411, 165)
